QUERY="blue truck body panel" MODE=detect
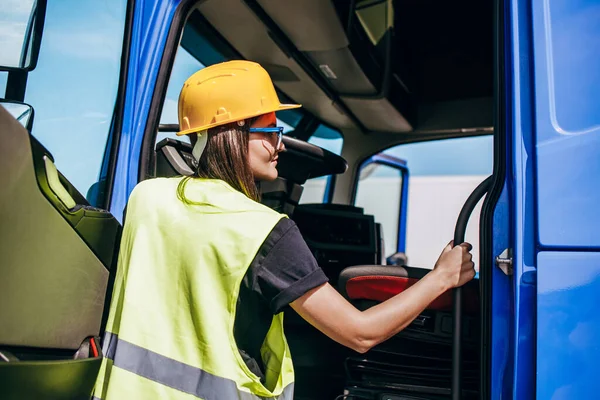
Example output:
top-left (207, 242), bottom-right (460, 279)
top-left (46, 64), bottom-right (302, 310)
top-left (509, 0), bottom-right (600, 398)
top-left (537, 252), bottom-right (600, 399)
top-left (532, 0), bottom-right (600, 248)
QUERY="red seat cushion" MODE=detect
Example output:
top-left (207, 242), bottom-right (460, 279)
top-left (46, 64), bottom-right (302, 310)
top-left (339, 265), bottom-right (479, 314)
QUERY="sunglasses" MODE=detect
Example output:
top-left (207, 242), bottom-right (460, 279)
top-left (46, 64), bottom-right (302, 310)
top-left (249, 126), bottom-right (284, 150)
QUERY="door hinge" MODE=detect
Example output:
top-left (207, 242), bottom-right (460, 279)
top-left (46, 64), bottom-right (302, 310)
top-left (495, 248), bottom-right (513, 276)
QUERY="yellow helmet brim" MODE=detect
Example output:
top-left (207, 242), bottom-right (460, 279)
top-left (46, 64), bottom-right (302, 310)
top-left (176, 103), bottom-right (301, 136)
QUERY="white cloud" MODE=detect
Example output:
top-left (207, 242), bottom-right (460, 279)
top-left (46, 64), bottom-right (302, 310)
top-left (0, 20), bottom-right (27, 67)
top-left (43, 29), bottom-right (123, 61)
top-left (0, 0), bottom-right (35, 16)
top-left (41, 4), bottom-right (127, 62)
top-left (82, 111), bottom-right (110, 120)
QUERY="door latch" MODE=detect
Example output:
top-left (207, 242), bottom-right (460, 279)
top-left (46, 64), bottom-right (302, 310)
top-left (495, 248), bottom-right (513, 276)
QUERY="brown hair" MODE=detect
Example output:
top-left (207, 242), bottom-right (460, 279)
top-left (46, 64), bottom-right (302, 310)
top-left (177, 118), bottom-right (260, 204)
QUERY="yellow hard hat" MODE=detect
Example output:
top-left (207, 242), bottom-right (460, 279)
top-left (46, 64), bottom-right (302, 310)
top-left (177, 60), bottom-right (301, 136)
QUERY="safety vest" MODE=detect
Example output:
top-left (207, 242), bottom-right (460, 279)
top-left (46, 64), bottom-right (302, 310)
top-left (93, 177), bottom-right (294, 399)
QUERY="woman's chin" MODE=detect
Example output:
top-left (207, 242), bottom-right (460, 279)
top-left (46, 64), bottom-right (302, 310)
top-left (254, 170), bottom-right (279, 182)
top-left (264, 173), bottom-right (279, 182)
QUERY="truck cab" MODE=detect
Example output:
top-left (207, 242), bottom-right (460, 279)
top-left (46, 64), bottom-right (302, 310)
top-left (1, 0), bottom-right (599, 399)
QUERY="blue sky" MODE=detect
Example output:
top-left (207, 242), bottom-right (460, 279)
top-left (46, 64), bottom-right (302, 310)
top-left (384, 135), bottom-right (493, 176)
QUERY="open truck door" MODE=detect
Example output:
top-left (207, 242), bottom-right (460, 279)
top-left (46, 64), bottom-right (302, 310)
top-left (0, 102), bottom-right (121, 400)
top-left (0, 1), bottom-right (126, 398)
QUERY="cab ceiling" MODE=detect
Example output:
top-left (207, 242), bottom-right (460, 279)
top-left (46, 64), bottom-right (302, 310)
top-left (197, 0), bottom-right (355, 130)
top-left (196, 0), bottom-right (493, 134)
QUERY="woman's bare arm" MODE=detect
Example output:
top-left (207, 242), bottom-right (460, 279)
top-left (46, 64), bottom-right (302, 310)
top-left (290, 242), bottom-right (474, 353)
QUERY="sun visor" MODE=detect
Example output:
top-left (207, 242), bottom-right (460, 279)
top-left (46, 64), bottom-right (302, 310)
top-left (342, 96), bottom-right (412, 133)
top-left (257, 0), bottom-right (348, 51)
top-left (307, 47), bottom-right (377, 95)
top-left (198, 0), bottom-right (355, 129)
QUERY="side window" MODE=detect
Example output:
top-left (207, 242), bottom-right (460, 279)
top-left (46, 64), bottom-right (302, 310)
top-left (23, 0), bottom-right (127, 202)
top-left (299, 124), bottom-right (344, 204)
top-left (157, 47), bottom-right (205, 144)
top-left (278, 109), bottom-right (303, 133)
top-left (355, 135), bottom-right (493, 268)
top-left (355, 161), bottom-right (405, 258)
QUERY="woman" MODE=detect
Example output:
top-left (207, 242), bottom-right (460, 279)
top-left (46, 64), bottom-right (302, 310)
top-left (94, 60), bottom-right (475, 400)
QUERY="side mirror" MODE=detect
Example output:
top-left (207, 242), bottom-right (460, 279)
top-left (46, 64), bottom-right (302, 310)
top-left (0, 100), bottom-right (34, 131)
top-left (0, 0), bottom-right (46, 70)
top-left (358, 162), bottom-right (379, 181)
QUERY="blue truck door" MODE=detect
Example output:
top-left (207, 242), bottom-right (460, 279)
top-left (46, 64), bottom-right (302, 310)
top-left (532, 0), bottom-right (600, 398)
top-left (0, 1), bottom-right (130, 397)
top-left (508, 0), bottom-right (600, 398)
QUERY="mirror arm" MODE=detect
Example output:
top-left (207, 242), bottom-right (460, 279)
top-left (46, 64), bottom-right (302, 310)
top-left (6, 71), bottom-right (28, 102)
top-left (20, 3), bottom-right (38, 68)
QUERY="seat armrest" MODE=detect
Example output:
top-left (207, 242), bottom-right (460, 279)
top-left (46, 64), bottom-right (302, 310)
top-left (338, 264), bottom-right (431, 295)
top-left (338, 264), bottom-right (479, 314)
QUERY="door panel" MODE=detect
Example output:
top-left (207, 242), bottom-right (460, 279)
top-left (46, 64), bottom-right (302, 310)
top-left (0, 357), bottom-right (103, 400)
top-left (532, 0), bottom-right (600, 248)
top-left (537, 251), bottom-right (600, 399)
top-left (0, 102), bottom-right (119, 397)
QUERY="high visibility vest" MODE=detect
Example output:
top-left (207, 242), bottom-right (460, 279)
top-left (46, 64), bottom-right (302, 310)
top-left (94, 177), bottom-right (294, 399)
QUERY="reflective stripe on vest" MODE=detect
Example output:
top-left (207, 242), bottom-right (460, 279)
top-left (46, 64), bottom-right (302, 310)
top-left (99, 332), bottom-right (294, 400)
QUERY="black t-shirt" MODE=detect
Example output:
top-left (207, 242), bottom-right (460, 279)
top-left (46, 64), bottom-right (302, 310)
top-left (233, 218), bottom-right (328, 379)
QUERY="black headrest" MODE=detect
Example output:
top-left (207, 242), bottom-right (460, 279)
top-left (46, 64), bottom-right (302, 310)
top-left (155, 138), bottom-right (195, 177)
top-left (278, 136), bottom-right (347, 184)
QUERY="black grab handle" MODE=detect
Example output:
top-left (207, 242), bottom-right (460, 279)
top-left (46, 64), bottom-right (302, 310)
top-left (451, 175), bottom-right (493, 400)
